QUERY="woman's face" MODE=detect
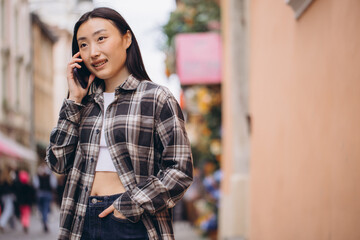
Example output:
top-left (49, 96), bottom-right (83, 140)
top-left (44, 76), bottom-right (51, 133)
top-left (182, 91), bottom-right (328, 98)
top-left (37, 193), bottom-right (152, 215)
top-left (76, 18), bottom-right (131, 82)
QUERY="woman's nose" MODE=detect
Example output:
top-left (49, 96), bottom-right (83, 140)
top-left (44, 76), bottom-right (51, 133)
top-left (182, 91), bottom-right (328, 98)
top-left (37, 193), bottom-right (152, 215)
top-left (90, 44), bottom-right (100, 58)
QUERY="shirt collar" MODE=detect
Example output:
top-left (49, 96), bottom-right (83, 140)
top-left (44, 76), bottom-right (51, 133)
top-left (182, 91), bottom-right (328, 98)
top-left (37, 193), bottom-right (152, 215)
top-left (90, 74), bottom-right (141, 104)
top-left (116, 74), bottom-right (141, 91)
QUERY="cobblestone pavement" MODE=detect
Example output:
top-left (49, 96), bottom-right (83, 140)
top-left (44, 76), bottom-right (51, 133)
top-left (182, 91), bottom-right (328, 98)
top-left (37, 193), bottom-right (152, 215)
top-left (0, 206), bottom-right (204, 240)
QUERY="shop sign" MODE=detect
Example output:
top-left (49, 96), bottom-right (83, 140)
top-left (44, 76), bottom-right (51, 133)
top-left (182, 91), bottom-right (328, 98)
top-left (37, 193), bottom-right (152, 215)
top-left (176, 32), bottom-right (222, 85)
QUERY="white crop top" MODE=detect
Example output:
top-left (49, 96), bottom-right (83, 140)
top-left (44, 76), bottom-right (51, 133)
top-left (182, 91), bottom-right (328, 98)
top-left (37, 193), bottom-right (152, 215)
top-left (95, 92), bottom-right (117, 172)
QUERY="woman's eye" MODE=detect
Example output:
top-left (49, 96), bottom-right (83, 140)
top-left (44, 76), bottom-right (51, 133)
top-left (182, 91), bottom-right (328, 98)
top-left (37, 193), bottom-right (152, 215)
top-left (79, 43), bottom-right (87, 48)
top-left (98, 36), bottom-right (106, 41)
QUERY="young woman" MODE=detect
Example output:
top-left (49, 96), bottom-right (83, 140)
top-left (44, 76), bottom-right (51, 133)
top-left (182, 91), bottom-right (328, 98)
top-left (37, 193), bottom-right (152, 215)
top-left (46, 7), bottom-right (193, 240)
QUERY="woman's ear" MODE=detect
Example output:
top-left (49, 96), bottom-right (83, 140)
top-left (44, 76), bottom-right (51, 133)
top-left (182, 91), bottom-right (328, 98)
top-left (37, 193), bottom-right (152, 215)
top-left (125, 30), bottom-right (132, 49)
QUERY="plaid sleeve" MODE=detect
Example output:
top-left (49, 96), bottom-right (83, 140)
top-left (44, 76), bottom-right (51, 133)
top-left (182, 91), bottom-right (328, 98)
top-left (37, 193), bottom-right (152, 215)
top-left (113, 93), bottom-right (193, 223)
top-left (45, 99), bottom-right (84, 174)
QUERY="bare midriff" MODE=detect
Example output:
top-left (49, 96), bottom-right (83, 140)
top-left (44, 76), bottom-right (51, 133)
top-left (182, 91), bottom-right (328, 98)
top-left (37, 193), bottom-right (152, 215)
top-left (90, 172), bottom-right (126, 196)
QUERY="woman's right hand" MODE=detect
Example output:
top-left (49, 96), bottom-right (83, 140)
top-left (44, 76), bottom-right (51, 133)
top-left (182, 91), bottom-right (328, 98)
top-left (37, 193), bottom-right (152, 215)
top-left (66, 52), bottom-right (96, 103)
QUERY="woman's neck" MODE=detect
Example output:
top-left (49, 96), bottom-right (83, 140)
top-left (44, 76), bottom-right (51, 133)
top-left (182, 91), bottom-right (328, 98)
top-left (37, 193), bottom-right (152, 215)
top-left (103, 69), bottom-right (130, 93)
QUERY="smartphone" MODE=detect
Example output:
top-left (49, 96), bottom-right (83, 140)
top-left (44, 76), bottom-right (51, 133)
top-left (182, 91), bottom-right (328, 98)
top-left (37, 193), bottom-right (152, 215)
top-left (73, 60), bottom-right (90, 89)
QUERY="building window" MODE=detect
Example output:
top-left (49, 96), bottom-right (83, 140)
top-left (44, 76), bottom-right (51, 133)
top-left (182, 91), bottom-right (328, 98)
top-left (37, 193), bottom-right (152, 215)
top-left (2, 52), bottom-right (9, 111)
top-left (0, 0), bottom-right (4, 41)
top-left (15, 60), bottom-right (20, 110)
top-left (286, 0), bottom-right (314, 19)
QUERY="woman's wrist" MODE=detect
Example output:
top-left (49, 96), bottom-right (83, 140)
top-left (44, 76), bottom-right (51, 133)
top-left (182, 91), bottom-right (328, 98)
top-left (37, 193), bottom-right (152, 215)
top-left (68, 96), bottom-right (82, 104)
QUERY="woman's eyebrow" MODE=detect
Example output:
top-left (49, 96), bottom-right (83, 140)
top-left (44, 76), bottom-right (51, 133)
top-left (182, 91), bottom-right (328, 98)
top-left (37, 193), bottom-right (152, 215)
top-left (77, 29), bottom-right (107, 42)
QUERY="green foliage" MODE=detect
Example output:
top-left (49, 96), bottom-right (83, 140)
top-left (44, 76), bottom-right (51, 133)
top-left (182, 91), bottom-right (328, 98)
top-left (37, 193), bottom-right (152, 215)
top-left (162, 0), bottom-right (220, 48)
top-left (204, 104), bottom-right (221, 139)
top-left (191, 143), bottom-right (217, 168)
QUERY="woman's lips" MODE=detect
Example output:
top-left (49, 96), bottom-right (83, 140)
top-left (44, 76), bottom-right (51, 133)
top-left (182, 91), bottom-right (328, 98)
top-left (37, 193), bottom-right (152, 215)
top-left (92, 59), bottom-right (108, 69)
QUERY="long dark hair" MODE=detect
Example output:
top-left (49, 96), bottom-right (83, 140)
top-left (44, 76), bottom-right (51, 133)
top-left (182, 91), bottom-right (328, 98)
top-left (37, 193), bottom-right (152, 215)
top-left (72, 7), bottom-right (151, 82)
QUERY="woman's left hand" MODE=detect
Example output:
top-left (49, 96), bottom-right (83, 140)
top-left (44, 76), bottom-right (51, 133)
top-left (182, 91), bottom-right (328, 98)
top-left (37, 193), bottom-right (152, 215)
top-left (99, 205), bottom-right (126, 219)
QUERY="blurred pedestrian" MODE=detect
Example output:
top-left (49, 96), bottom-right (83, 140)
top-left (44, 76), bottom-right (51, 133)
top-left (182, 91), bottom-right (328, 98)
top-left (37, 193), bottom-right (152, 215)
top-left (0, 165), bottom-right (16, 232)
top-left (15, 170), bottom-right (36, 233)
top-left (33, 163), bottom-right (57, 233)
top-left (182, 167), bottom-right (203, 225)
top-left (45, 7), bottom-right (193, 240)
top-left (200, 169), bottom-right (221, 239)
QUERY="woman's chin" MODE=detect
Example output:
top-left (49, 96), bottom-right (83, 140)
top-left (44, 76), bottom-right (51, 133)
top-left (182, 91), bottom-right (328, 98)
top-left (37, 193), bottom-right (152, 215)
top-left (94, 72), bottom-right (112, 81)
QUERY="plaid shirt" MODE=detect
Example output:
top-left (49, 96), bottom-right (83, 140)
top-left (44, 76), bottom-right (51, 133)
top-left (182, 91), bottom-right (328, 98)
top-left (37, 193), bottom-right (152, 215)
top-left (46, 75), bottom-right (193, 240)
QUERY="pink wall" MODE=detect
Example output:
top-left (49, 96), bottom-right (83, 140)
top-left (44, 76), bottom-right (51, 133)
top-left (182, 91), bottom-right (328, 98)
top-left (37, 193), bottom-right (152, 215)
top-left (249, 0), bottom-right (360, 239)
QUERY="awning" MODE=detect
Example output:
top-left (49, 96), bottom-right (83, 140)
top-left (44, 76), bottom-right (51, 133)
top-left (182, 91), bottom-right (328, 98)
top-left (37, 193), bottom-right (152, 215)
top-left (0, 131), bottom-right (37, 162)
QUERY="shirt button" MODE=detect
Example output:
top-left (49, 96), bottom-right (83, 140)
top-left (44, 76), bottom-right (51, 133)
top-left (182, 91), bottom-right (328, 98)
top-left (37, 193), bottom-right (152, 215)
top-left (92, 198), bottom-right (98, 204)
top-left (91, 158), bottom-right (94, 163)
top-left (78, 216), bottom-right (82, 220)
top-left (96, 129), bottom-right (100, 134)
top-left (85, 186), bottom-right (88, 192)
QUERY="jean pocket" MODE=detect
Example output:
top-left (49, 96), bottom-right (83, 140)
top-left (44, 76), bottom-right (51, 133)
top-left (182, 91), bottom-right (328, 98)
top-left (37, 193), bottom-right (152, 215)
top-left (104, 214), bottom-right (148, 240)
top-left (110, 213), bottom-right (130, 223)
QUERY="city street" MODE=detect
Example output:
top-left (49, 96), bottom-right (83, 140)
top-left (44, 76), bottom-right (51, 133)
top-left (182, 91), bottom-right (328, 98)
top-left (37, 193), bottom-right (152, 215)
top-left (0, 205), bottom-right (204, 240)
top-left (0, 205), bottom-right (60, 240)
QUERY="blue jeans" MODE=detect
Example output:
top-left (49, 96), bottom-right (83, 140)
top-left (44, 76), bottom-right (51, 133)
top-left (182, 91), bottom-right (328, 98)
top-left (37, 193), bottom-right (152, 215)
top-left (0, 194), bottom-right (15, 228)
top-left (81, 194), bottom-right (148, 240)
top-left (37, 191), bottom-right (53, 226)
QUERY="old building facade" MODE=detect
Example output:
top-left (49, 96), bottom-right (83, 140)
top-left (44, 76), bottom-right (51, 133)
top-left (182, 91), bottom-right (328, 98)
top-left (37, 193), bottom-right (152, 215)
top-left (0, 0), bottom-right (36, 162)
top-left (31, 13), bottom-right (57, 155)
